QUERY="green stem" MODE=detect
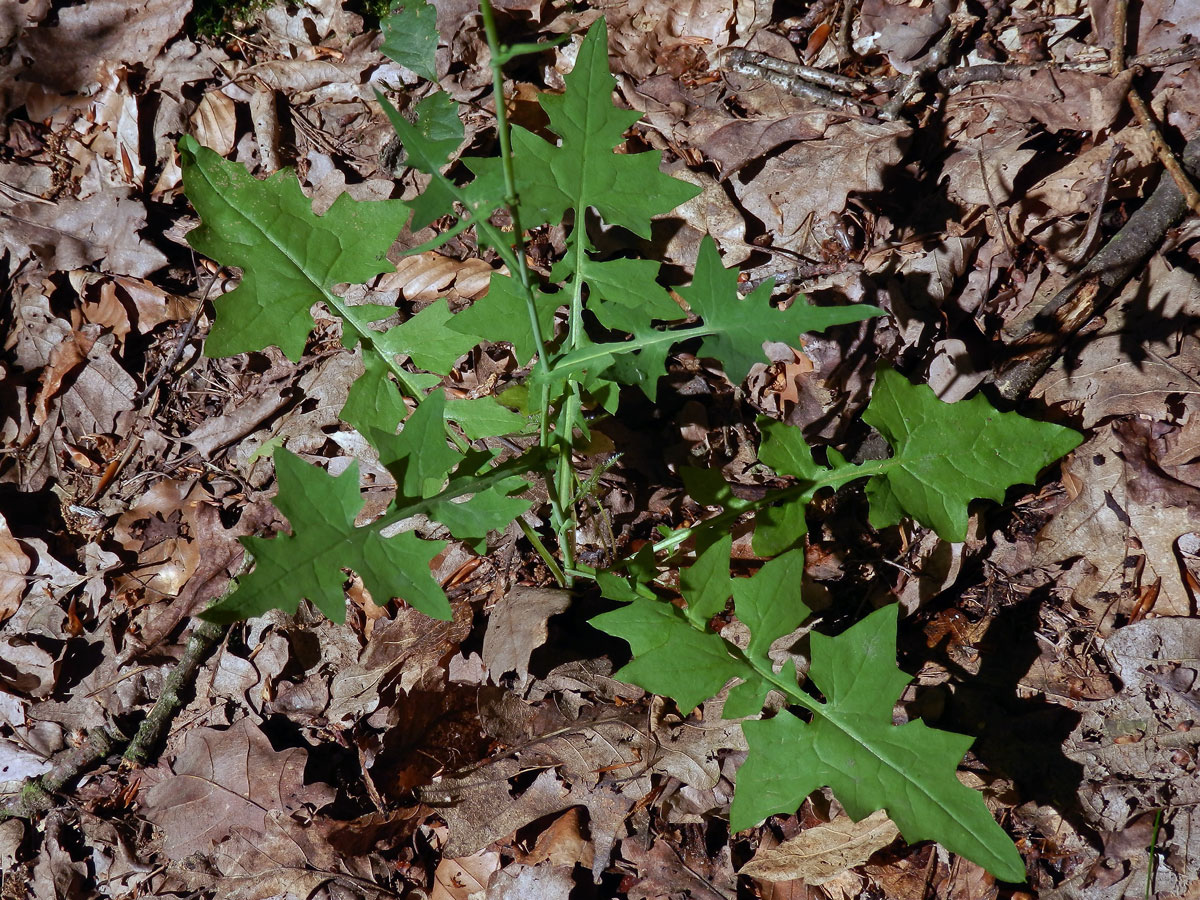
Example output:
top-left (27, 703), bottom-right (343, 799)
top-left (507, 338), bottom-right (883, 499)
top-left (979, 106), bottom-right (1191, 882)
top-left (518, 517), bottom-right (566, 585)
top-left (477, 0), bottom-right (574, 577)
top-left (649, 457), bottom-right (898, 559)
top-left (478, 0), bottom-right (547, 378)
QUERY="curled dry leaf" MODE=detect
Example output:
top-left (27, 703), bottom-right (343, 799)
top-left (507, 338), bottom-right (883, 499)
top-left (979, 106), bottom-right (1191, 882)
top-left (740, 809), bottom-right (901, 885)
top-left (112, 479), bottom-right (206, 604)
top-left (431, 849), bottom-right (501, 900)
top-left (385, 251), bottom-right (496, 304)
top-left (190, 90), bottom-right (237, 157)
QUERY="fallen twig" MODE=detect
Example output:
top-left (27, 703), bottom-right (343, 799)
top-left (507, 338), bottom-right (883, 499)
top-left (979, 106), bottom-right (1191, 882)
top-left (988, 131), bottom-right (1200, 403)
top-left (835, 0), bottom-right (858, 61)
top-left (1, 618), bottom-right (228, 819)
top-left (1110, 0), bottom-right (1200, 216)
top-left (879, 15), bottom-right (970, 121)
top-left (724, 44), bottom-right (1200, 115)
top-left (123, 618), bottom-right (228, 766)
top-left (727, 48), bottom-right (873, 114)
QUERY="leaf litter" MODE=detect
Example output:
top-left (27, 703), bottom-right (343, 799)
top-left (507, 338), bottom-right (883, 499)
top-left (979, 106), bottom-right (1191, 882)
top-left (2, 0), bottom-right (1200, 897)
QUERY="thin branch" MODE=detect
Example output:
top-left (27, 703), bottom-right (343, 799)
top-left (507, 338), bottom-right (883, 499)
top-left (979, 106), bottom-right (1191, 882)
top-left (1109, 0), bottom-right (1200, 216)
top-left (836, 0), bottom-right (858, 61)
top-left (989, 131), bottom-right (1200, 402)
top-left (0, 618), bottom-right (228, 819)
top-left (879, 15), bottom-right (968, 121)
top-left (123, 618), bottom-right (228, 767)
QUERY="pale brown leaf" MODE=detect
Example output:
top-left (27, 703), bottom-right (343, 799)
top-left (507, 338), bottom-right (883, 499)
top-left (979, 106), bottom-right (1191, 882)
top-left (740, 809), bottom-right (900, 885)
top-left (141, 718), bottom-right (335, 858)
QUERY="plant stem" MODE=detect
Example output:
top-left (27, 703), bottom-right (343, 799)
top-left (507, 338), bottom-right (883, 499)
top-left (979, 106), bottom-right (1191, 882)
top-left (477, 0), bottom-right (575, 577)
top-left (518, 517), bottom-right (566, 586)
top-left (478, 0), bottom-right (548, 377)
top-left (649, 457), bottom-right (897, 559)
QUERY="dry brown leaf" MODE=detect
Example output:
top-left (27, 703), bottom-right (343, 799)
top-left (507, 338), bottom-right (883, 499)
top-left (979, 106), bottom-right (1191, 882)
top-left (32, 327), bottom-right (94, 427)
top-left (481, 586), bottom-right (572, 686)
top-left (942, 138), bottom-right (1037, 209)
top-left (594, 0), bottom-right (741, 80)
top-left (740, 809), bottom-right (900, 884)
top-left (1012, 125), bottom-right (1156, 243)
top-left (1068, 617), bottom-right (1200, 880)
top-left (0, 0), bottom-right (186, 119)
top-left (487, 862), bottom-right (574, 900)
top-left (1035, 420), bottom-right (1200, 618)
top-left (431, 850), bottom-right (501, 900)
top-left (111, 480), bottom-right (205, 607)
top-left (700, 112), bottom-right (836, 177)
top-left (623, 835), bottom-right (738, 900)
top-left (519, 808), bottom-right (595, 869)
top-left (0, 188), bottom-right (168, 277)
top-left (859, 0), bottom-right (952, 70)
top-left (0, 512), bottom-right (31, 621)
top-left (29, 814), bottom-right (86, 900)
top-left (141, 718), bottom-right (335, 859)
top-left (327, 598), bottom-right (473, 724)
top-left (1034, 257), bottom-right (1200, 428)
top-left (0, 635), bottom-right (58, 699)
top-left (190, 90), bottom-right (238, 157)
top-left (730, 119), bottom-right (908, 258)
top-left (384, 252), bottom-right (496, 304)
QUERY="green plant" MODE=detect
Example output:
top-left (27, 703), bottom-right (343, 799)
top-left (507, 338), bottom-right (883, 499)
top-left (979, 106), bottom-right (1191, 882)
top-left (177, 1), bottom-right (1081, 882)
top-left (190, 0), bottom-right (272, 37)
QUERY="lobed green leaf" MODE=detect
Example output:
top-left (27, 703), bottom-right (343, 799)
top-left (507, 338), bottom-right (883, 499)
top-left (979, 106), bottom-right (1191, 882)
top-left (380, 1), bottom-right (440, 84)
top-left (863, 366), bottom-right (1083, 541)
top-left (202, 449), bottom-right (450, 624)
top-left (178, 135), bottom-right (411, 362)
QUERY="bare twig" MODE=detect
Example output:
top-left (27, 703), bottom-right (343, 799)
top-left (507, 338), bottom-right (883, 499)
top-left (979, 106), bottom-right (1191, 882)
top-left (0, 618), bottom-right (228, 819)
top-left (1, 727), bottom-right (125, 819)
top-left (727, 49), bottom-right (869, 93)
top-left (123, 618), bottom-right (228, 767)
top-left (727, 49), bottom-right (874, 114)
top-left (989, 132), bottom-right (1200, 402)
top-left (134, 266), bottom-right (226, 404)
top-left (1127, 89), bottom-right (1200, 215)
top-left (1110, 0), bottom-right (1128, 72)
top-left (795, 0), bottom-right (837, 32)
top-left (726, 44), bottom-right (1200, 117)
top-left (1062, 141), bottom-right (1123, 266)
top-left (741, 260), bottom-right (864, 293)
top-left (1109, 0), bottom-right (1200, 216)
top-left (879, 16), bottom-right (968, 121)
top-left (836, 0), bottom-right (858, 61)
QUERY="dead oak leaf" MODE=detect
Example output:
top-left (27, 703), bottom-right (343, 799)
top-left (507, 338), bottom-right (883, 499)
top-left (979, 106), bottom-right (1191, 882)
top-left (729, 119), bottom-right (908, 258)
top-left (0, 189), bottom-right (167, 278)
top-left (0, 512), bottom-right (31, 621)
top-left (141, 718), bottom-right (335, 859)
top-left (1035, 420), bottom-right (1200, 618)
top-left (1034, 257), bottom-right (1200, 429)
top-left (482, 586), bottom-right (572, 688)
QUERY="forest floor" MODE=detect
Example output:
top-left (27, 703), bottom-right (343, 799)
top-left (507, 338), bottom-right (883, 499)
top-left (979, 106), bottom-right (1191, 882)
top-left (3, 0), bottom-right (1200, 898)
